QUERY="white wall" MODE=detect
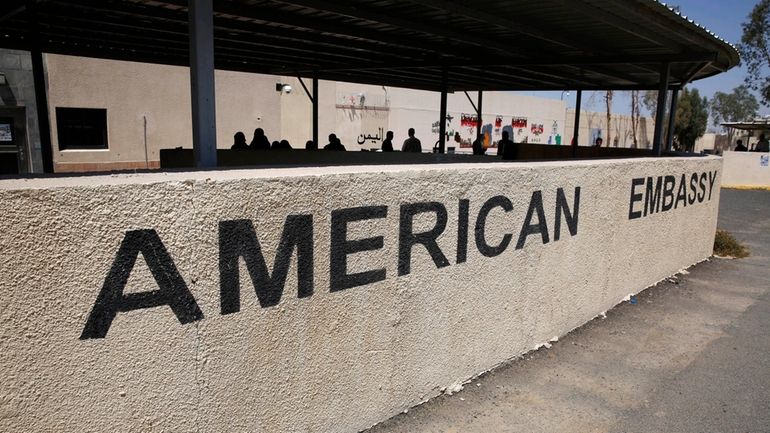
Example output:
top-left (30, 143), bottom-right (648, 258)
top-left (721, 151), bottom-right (770, 187)
top-left (0, 156), bottom-right (721, 432)
top-left (45, 55), bottom-right (281, 170)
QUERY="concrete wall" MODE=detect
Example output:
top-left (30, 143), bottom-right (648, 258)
top-left (721, 151), bottom-right (770, 187)
top-left (0, 157), bottom-right (721, 432)
top-left (45, 55), bottom-right (281, 172)
top-left (0, 49), bottom-right (44, 173)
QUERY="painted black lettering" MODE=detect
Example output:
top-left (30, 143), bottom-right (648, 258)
top-left (555, 187), bottom-right (580, 240)
top-left (662, 175), bottom-right (676, 212)
top-left (516, 191), bottom-right (550, 249)
top-left (629, 178), bottom-right (645, 220)
top-left (330, 206), bottom-right (387, 292)
top-left (645, 176), bottom-right (662, 216)
top-left (475, 195), bottom-right (513, 257)
top-left (698, 172), bottom-right (707, 202)
top-left (398, 202), bottom-right (450, 276)
top-left (707, 170), bottom-right (717, 200)
top-left (219, 216), bottom-right (314, 314)
top-left (675, 173), bottom-right (688, 209)
top-left (457, 199), bottom-right (470, 264)
top-left (688, 173), bottom-right (698, 205)
top-left (80, 229), bottom-right (203, 339)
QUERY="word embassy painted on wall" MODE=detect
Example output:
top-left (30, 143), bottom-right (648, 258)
top-left (80, 187), bottom-right (581, 339)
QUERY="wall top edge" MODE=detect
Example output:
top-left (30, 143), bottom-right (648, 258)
top-left (0, 156), bottom-right (721, 191)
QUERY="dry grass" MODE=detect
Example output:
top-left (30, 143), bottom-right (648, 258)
top-left (714, 229), bottom-right (749, 259)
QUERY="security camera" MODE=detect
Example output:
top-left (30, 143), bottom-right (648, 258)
top-left (276, 83), bottom-right (292, 94)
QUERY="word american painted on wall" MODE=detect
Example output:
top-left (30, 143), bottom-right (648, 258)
top-left (628, 171), bottom-right (718, 220)
top-left (79, 188), bottom-right (581, 339)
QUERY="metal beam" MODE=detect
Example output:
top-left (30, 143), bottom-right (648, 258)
top-left (30, 50), bottom-right (53, 173)
top-left (463, 91), bottom-right (478, 113)
top-left (572, 90), bottom-right (582, 157)
top-left (269, 0), bottom-right (518, 54)
top-left (312, 73), bottom-right (318, 150)
top-left (666, 87), bottom-right (680, 151)
top-left (405, 0), bottom-right (599, 54)
top-left (563, 0), bottom-right (687, 50)
top-left (652, 63), bottom-right (671, 156)
top-left (679, 62), bottom-right (711, 86)
top-left (438, 67), bottom-right (448, 154)
top-left (290, 52), bottom-right (718, 75)
top-left (27, 0), bottom-right (53, 173)
top-left (297, 76), bottom-right (313, 102)
top-left (188, 0), bottom-right (217, 168)
top-left (476, 91), bottom-right (483, 140)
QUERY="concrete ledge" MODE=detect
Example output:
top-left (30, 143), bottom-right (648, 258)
top-left (0, 157), bottom-right (721, 432)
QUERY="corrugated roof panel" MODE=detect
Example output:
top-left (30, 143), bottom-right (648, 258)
top-left (0, 0), bottom-right (739, 91)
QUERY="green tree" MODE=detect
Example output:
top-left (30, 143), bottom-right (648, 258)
top-left (711, 85), bottom-right (760, 125)
top-left (711, 85), bottom-right (760, 142)
top-left (674, 88), bottom-right (709, 152)
top-left (642, 90), bottom-right (660, 119)
top-left (739, 0), bottom-right (770, 105)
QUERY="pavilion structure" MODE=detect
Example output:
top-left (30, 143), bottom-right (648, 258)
top-left (0, 0), bottom-right (739, 171)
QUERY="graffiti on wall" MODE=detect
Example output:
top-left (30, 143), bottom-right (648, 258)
top-left (449, 114), bottom-right (562, 149)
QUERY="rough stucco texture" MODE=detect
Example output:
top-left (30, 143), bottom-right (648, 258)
top-left (0, 157), bottom-right (721, 432)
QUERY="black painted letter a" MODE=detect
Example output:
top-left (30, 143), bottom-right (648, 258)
top-left (80, 230), bottom-right (203, 339)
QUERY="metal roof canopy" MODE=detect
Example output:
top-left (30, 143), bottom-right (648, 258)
top-left (1, 0), bottom-right (738, 92)
top-left (721, 118), bottom-right (770, 131)
top-left (0, 0), bottom-right (740, 170)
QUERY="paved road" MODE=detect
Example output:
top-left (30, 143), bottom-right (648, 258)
top-left (367, 189), bottom-right (770, 433)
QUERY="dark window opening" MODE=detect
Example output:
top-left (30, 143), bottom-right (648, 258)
top-left (56, 108), bottom-right (108, 150)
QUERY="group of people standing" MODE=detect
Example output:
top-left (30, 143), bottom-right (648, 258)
top-left (231, 127), bottom-right (427, 153)
top-left (231, 128), bottom-right (295, 150)
top-left (734, 134), bottom-right (770, 152)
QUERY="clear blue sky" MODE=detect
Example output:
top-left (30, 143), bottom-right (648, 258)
top-left (517, 0), bottom-right (769, 120)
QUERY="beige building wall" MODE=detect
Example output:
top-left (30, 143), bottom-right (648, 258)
top-left (45, 55), bottom-right (281, 172)
top-left (566, 109), bottom-right (655, 148)
top-left (721, 150), bottom-right (770, 187)
top-left (1, 157), bottom-right (721, 432)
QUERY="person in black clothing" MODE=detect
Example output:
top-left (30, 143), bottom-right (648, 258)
top-left (735, 139), bottom-right (748, 151)
top-left (249, 128), bottom-right (270, 150)
top-left (305, 140), bottom-right (316, 150)
top-left (324, 134), bottom-right (346, 151)
top-left (382, 131), bottom-right (394, 152)
top-left (278, 139), bottom-right (292, 150)
top-left (502, 133), bottom-right (519, 160)
top-left (231, 131), bottom-right (248, 149)
top-left (472, 134), bottom-right (485, 155)
top-left (497, 130), bottom-right (513, 156)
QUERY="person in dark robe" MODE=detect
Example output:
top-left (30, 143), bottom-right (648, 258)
top-left (249, 128), bottom-right (270, 150)
top-left (382, 131), bottom-right (394, 152)
top-left (231, 131), bottom-right (248, 149)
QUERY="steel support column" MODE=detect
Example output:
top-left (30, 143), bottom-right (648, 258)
top-left (30, 51), bottom-right (53, 174)
top-left (666, 87), bottom-right (680, 151)
top-left (312, 73), bottom-right (319, 149)
top-left (476, 91), bottom-right (483, 139)
top-left (27, 0), bottom-right (53, 173)
top-left (188, 0), bottom-right (217, 168)
top-left (438, 67), bottom-right (448, 154)
top-left (652, 63), bottom-right (670, 156)
top-left (572, 90), bottom-right (582, 157)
